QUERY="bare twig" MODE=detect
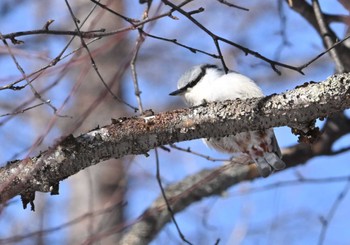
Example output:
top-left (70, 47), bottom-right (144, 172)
top-left (274, 0), bottom-right (292, 60)
top-left (130, 0), bottom-right (194, 114)
top-left (129, 2), bottom-right (159, 114)
top-left (155, 148), bottom-right (193, 245)
top-left (0, 1), bottom-right (102, 91)
top-left (161, 0), bottom-right (304, 75)
top-left (0, 33), bottom-right (59, 114)
top-left (0, 202), bottom-right (124, 244)
top-left (141, 30), bottom-right (220, 58)
top-left (318, 180), bottom-right (350, 245)
top-left (130, 32), bottom-right (145, 113)
top-left (298, 34), bottom-right (350, 70)
top-left (1, 29), bottom-right (106, 43)
top-left (64, 0), bottom-right (138, 111)
top-left (169, 144), bottom-right (231, 162)
top-left (0, 39), bottom-right (100, 128)
top-left (0, 101), bottom-right (48, 117)
top-left (229, 175), bottom-right (350, 196)
top-left (0, 37), bottom-right (101, 91)
top-left (90, 0), bottom-right (139, 23)
top-left (216, 0), bottom-right (249, 11)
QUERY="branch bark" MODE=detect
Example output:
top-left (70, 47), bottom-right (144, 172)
top-left (1, 72), bottom-right (350, 204)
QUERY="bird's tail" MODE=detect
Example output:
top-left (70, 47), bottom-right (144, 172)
top-left (254, 152), bottom-right (286, 178)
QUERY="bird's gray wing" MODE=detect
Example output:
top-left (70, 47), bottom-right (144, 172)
top-left (271, 131), bottom-right (282, 158)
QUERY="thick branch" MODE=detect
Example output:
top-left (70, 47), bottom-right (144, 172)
top-left (1, 73), bottom-right (350, 203)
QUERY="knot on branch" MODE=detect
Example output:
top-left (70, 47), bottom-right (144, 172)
top-left (21, 191), bottom-right (35, 211)
top-left (291, 120), bottom-right (321, 144)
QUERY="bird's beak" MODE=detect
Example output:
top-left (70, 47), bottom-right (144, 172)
top-left (169, 87), bottom-right (186, 96)
top-left (169, 90), bottom-right (181, 96)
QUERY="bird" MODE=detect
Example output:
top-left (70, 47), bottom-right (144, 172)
top-left (169, 64), bottom-right (286, 177)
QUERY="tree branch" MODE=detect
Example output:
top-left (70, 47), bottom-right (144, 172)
top-left (1, 72), bottom-right (350, 205)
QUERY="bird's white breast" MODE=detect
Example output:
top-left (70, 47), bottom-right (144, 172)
top-left (183, 70), bottom-right (264, 106)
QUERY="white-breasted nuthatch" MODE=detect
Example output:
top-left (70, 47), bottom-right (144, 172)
top-left (169, 64), bottom-right (286, 177)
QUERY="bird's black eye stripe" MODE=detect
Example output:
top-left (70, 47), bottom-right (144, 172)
top-left (181, 64), bottom-right (218, 90)
top-left (169, 64), bottom-right (221, 96)
top-left (202, 64), bottom-right (219, 70)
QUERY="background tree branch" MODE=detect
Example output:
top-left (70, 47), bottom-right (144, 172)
top-left (287, 0), bottom-right (350, 71)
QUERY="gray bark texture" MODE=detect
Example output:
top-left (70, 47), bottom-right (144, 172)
top-left (0, 72), bottom-right (350, 205)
